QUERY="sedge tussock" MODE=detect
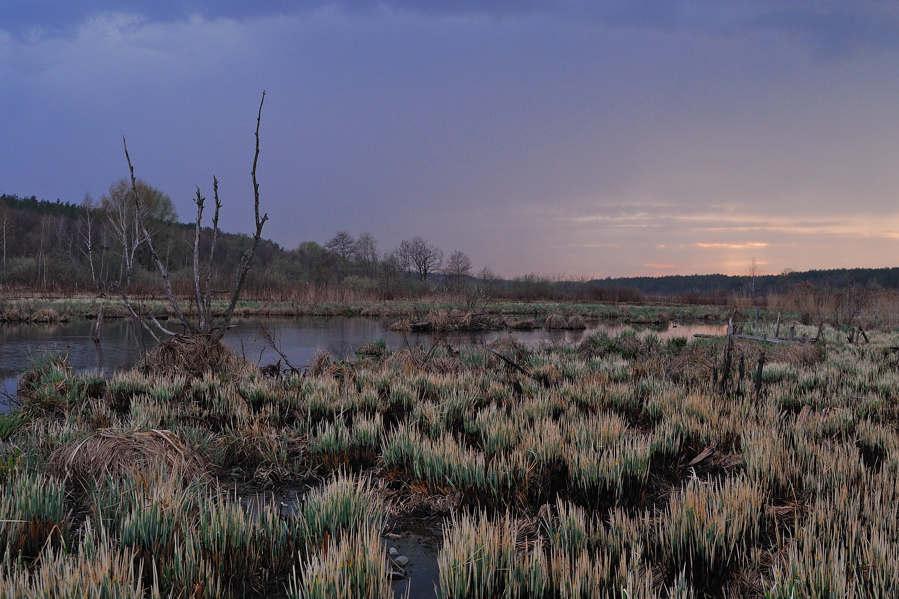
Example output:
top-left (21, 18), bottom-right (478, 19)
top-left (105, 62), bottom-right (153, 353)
top-left (0, 520), bottom-right (159, 599)
top-left (48, 428), bottom-right (206, 486)
top-left (287, 521), bottom-right (392, 599)
top-left (0, 471), bottom-right (68, 559)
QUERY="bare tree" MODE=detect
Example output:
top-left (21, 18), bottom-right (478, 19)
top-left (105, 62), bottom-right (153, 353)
top-left (119, 91), bottom-right (269, 343)
top-left (477, 267), bottom-right (500, 297)
top-left (324, 230), bottom-right (355, 280)
top-left (102, 178), bottom-right (176, 285)
top-left (354, 232), bottom-right (378, 278)
top-left (399, 236), bottom-right (443, 281)
top-left (443, 250), bottom-right (472, 279)
top-left (38, 216), bottom-right (48, 287)
top-left (748, 257), bottom-right (761, 304)
top-left (379, 249), bottom-right (403, 297)
top-left (442, 249), bottom-right (472, 293)
top-left (831, 283), bottom-right (875, 330)
top-left (324, 230), bottom-right (356, 261)
top-left (0, 208), bottom-right (10, 270)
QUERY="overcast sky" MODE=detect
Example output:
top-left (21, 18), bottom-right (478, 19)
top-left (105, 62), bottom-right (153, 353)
top-left (2, 1), bottom-right (899, 278)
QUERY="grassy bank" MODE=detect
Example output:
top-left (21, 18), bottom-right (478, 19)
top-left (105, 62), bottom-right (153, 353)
top-left (1, 323), bottom-right (897, 597)
top-left (0, 294), bottom-right (738, 326)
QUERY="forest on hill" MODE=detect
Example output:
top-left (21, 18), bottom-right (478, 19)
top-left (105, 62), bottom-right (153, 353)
top-left (1, 191), bottom-right (894, 304)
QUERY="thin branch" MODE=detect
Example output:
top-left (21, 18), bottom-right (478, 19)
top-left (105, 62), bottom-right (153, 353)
top-left (148, 314), bottom-right (179, 337)
top-left (192, 187), bottom-right (207, 331)
top-left (219, 91), bottom-right (269, 338)
top-left (123, 137), bottom-right (196, 335)
top-left (488, 348), bottom-right (532, 377)
top-left (204, 176), bottom-right (221, 323)
top-left (115, 283), bottom-right (163, 344)
top-left (258, 323), bottom-right (299, 374)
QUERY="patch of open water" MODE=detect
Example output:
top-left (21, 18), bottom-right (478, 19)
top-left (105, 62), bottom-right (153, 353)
top-left (385, 520), bottom-right (443, 599)
top-left (0, 316), bottom-right (725, 411)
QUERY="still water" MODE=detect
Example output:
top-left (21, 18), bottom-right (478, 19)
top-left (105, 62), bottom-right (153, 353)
top-left (0, 316), bottom-right (725, 408)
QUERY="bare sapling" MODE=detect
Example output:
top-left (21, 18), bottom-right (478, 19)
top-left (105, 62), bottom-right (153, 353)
top-left (118, 91), bottom-right (269, 344)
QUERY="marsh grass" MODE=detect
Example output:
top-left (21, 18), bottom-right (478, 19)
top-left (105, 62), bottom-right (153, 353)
top-left (0, 471), bottom-right (68, 559)
top-left (0, 520), bottom-right (159, 599)
top-left (287, 520), bottom-right (393, 599)
top-left (4, 316), bottom-right (899, 597)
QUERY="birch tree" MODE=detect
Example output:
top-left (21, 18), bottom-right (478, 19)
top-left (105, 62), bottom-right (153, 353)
top-left (101, 178), bottom-right (176, 285)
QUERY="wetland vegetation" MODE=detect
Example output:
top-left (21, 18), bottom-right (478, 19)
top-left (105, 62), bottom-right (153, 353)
top-left (2, 310), bottom-right (898, 597)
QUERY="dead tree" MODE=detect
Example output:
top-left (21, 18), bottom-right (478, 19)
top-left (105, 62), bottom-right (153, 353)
top-left (119, 91), bottom-right (269, 343)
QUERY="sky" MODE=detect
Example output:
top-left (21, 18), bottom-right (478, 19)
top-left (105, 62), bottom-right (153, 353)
top-left (2, 1), bottom-right (899, 278)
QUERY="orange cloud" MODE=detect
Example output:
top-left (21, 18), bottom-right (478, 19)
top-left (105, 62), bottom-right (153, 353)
top-left (696, 242), bottom-right (769, 249)
top-left (644, 263), bottom-right (678, 269)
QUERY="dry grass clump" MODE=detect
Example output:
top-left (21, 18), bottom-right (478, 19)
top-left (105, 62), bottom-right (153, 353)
top-left (17, 352), bottom-right (76, 415)
top-left (666, 338), bottom-right (824, 384)
top-left (29, 307), bottom-right (64, 323)
top-left (401, 308), bottom-right (505, 333)
top-left (48, 428), bottom-right (206, 486)
top-left (141, 334), bottom-right (250, 378)
top-left (666, 344), bottom-right (717, 383)
top-left (544, 312), bottom-right (568, 329)
top-left (355, 339), bottom-right (389, 358)
top-left (579, 330), bottom-right (645, 359)
top-left (567, 314), bottom-right (587, 329)
top-left (308, 348), bottom-right (334, 377)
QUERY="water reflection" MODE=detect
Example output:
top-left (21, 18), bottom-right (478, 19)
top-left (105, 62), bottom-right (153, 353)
top-left (1, 317), bottom-right (726, 410)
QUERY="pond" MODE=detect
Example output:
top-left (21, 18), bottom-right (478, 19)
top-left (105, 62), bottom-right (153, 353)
top-left (0, 316), bottom-right (726, 410)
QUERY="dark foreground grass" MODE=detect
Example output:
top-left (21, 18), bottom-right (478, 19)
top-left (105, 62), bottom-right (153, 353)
top-left (1, 323), bottom-right (898, 597)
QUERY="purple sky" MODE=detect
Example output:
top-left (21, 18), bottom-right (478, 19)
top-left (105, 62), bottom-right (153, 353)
top-left (2, 1), bottom-right (899, 278)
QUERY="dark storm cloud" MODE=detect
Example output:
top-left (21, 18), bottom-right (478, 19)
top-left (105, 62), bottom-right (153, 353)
top-left (0, 0), bottom-right (299, 34)
top-left (5, 0), bottom-right (899, 59)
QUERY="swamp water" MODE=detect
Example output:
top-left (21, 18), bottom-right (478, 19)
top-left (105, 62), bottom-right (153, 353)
top-left (0, 315), bottom-right (724, 598)
top-left (0, 316), bottom-right (725, 407)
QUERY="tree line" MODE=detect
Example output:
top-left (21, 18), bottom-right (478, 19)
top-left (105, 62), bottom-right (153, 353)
top-left (0, 188), bottom-right (477, 300)
top-left (2, 189), bottom-right (897, 304)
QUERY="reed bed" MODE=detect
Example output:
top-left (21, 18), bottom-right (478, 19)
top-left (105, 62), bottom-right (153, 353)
top-left (3, 324), bottom-right (899, 596)
top-left (0, 521), bottom-right (158, 599)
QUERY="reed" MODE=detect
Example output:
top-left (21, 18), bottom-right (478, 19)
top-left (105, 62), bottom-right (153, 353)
top-left (8, 311), bottom-right (899, 595)
top-left (438, 511), bottom-right (519, 599)
top-left (287, 520), bottom-right (392, 599)
top-left (567, 433), bottom-right (652, 505)
top-left (308, 419), bottom-right (351, 468)
top-left (0, 471), bottom-right (68, 559)
top-left (295, 473), bottom-right (386, 550)
top-left (0, 521), bottom-right (159, 599)
top-left (0, 412), bottom-right (27, 442)
top-left (195, 491), bottom-right (294, 586)
top-left (657, 475), bottom-right (764, 588)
